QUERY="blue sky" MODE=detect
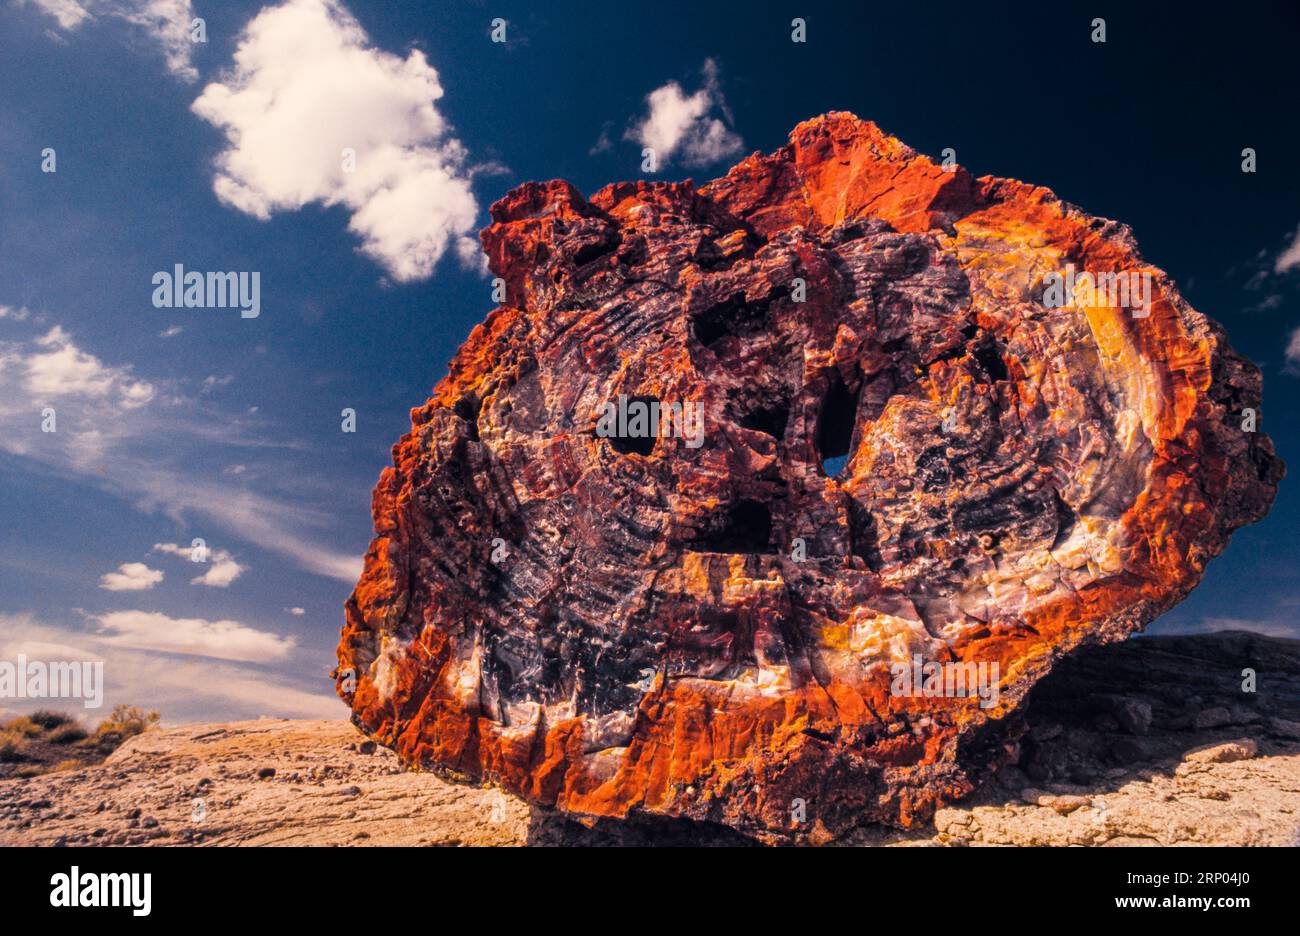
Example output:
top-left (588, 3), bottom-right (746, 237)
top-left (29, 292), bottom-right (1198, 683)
top-left (1, 0), bottom-right (1297, 722)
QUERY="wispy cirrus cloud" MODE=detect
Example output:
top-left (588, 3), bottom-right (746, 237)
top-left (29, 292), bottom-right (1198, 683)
top-left (0, 324), bottom-right (155, 469)
top-left (0, 321), bottom-right (363, 583)
top-left (1225, 229), bottom-right (1300, 371)
top-left (0, 613), bottom-right (340, 721)
top-left (134, 471), bottom-right (363, 582)
top-left (20, 0), bottom-right (200, 81)
top-left (1274, 224), bottom-right (1300, 275)
top-left (191, 0), bottom-right (481, 282)
top-left (21, 0), bottom-right (91, 29)
top-left (1269, 227), bottom-right (1300, 370)
top-left (624, 58), bottom-right (743, 169)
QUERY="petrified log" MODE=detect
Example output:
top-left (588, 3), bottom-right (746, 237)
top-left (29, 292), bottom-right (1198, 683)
top-left (336, 112), bottom-right (1282, 842)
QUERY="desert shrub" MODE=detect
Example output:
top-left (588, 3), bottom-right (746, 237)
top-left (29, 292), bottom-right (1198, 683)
top-left (92, 705), bottom-right (160, 753)
top-left (47, 723), bottom-right (89, 745)
top-left (0, 737), bottom-right (27, 763)
top-left (28, 710), bottom-right (75, 731)
top-left (1, 716), bottom-right (43, 739)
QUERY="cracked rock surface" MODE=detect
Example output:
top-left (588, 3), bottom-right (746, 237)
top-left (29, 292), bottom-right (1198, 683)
top-left (335, 112), bottom-right (1282, 841)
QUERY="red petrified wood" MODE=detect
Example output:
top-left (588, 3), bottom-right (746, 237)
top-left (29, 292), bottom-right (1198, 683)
top-left (337, 113), bottom-right (1282, 842)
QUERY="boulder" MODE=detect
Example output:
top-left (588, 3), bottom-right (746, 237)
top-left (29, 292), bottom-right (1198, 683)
top-left (336, 113), bottom-right (1281, 841)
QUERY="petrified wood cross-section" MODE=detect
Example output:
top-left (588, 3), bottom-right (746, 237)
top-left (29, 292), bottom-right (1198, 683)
top-left (336, 113), bottom-right (1281, 842)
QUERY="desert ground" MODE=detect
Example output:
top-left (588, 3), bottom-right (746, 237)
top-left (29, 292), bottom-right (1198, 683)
top-left (3, 632), bottom-right (1297, 846)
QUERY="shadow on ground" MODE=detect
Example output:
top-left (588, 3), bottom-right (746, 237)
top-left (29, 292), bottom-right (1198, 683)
top-left (523, 631), bottom-right (1300, 845)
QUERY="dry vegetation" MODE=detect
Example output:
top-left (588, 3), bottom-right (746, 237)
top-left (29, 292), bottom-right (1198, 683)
top-left (0, 706), bottom-right (159, 778)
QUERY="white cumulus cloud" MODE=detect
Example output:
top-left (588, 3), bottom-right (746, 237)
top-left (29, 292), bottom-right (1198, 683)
top-left (98, 562), bottom-right (164, 591)
top-left (19, 326), bottom-right (155, 407)
top-left (94, 609), bottom-right (294, 662)
top-left (626, 58), bottom-right (743, 169)
top-left (153, 542), bottom-right (245, 587)
top-left (191, 0), bottom-right (480, 282)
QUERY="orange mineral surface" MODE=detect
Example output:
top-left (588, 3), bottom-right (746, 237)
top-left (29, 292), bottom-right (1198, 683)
top-left (336, 113), bottom-right (1282, 842)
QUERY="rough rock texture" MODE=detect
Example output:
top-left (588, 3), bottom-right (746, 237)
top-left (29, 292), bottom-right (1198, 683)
top-left (336, 112), bottom-right (1282, 841)
top-left (5, 635), bottom-right (1297, 847)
